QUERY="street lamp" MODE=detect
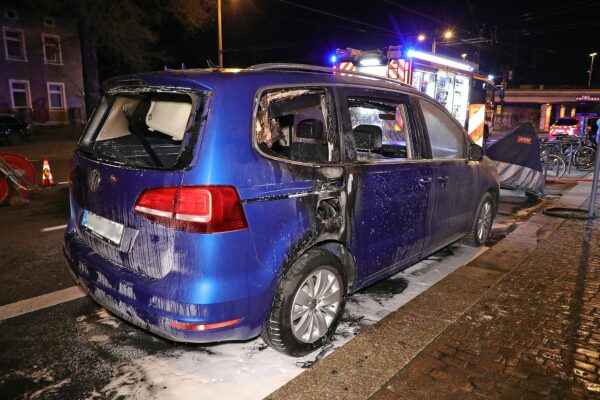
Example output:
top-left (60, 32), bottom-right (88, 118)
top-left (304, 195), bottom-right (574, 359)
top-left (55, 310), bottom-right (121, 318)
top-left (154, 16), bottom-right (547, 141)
top-left (419, 29), bottom-right (454, 54)
top-left (218, 0), bottom-right (223, 68)
top-left (589, 52), bottom-right (597, 88)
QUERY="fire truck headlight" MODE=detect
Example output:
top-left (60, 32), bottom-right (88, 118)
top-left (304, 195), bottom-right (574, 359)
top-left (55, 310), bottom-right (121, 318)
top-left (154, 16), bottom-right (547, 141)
top-left (359, 57), bottom-right (382, 66)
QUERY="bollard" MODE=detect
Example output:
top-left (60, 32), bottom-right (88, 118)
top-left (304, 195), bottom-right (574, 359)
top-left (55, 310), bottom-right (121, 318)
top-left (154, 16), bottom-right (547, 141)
top-left (588, 120), bottom-right (600, 218)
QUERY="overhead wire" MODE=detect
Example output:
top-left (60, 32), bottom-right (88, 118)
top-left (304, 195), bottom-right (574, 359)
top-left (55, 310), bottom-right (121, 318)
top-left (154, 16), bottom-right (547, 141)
top-left (275, 0), bottom-right (397, 35)
top-left (383, 0), bottom-right (473, 35)
top-left (486, 0), bottom-right (597, 25)
top-left (265, 0), bottom-right (588, 85)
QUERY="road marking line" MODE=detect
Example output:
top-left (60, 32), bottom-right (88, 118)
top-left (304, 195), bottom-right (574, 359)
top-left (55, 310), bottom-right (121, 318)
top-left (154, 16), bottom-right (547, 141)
top-left (40, 224), bottom-right (68, 232)
top-left (58, 181), bottom-right (69, 185)
top-left (0, 286), bottom-right (86, 321)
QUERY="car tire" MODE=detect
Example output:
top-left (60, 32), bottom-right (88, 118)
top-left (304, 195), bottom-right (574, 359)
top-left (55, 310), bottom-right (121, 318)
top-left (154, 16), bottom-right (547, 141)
top-left (261, 248), bottom-right (347, 357)
top-left (7, 132), bottom-right (24, 146)
top-left (462, 192), bottom-right (495, 247)
top-left (0, 176), bottom-right (13, 206)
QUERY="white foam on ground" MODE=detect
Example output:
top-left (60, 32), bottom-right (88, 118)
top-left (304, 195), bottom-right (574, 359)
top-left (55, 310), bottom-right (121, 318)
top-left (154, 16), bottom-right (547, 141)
top-left (99, 244), bottom-right (485, 400)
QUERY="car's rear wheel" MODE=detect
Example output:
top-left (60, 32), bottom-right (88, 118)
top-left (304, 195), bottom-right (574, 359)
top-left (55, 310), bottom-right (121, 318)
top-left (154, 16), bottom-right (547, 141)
top-left (462, 192), bottom-right (495, 247)
top-left (261, 249), bottom-right (347, 357)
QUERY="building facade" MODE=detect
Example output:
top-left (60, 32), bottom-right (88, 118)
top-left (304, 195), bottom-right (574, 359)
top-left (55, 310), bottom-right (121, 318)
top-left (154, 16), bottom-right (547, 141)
top-left (0, 6), bottom-right (85, 129)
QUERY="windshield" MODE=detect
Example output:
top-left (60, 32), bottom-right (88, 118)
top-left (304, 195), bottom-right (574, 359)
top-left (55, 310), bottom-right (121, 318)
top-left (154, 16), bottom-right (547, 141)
top-left (79, 89), bottom-right (204, 170)
top-left (555, 118), bottom-right (578, 126)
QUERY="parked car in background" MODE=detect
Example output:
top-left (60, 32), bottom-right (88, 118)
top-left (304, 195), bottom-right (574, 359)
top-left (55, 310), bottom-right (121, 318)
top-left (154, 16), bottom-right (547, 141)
top-left (548, 115), bottom-right (599, 140)
top-left (0, 115), bottom-right (30, 145)
top-left (64, 65), bottom-right (499, 356)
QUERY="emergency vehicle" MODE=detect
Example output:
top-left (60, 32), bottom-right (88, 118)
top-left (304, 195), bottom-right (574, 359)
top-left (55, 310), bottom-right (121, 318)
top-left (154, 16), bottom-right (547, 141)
top-left (332, 46), bottom-right (496, 146)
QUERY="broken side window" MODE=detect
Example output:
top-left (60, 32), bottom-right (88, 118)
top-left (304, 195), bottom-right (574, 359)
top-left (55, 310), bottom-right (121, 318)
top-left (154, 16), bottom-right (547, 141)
top-left (348, 97), bottom-right (414, 161)
top-left (255, 88), bottom-right (339, 164)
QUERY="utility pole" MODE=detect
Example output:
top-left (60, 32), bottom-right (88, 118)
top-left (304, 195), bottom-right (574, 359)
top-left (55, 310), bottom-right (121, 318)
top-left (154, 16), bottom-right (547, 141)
top-left (218, 0), bottom-right (223, 68)
top-left (589, 52), bottom-right (597, 88)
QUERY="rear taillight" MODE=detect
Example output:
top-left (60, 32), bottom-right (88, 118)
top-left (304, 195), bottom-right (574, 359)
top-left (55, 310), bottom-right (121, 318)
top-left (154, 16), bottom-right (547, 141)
top-left (134, 186), bottom-right (248, 233)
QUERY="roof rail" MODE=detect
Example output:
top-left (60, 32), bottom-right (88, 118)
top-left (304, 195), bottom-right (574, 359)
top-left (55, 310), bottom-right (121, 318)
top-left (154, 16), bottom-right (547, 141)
top-left (247, 63), bottom-right (412, 89)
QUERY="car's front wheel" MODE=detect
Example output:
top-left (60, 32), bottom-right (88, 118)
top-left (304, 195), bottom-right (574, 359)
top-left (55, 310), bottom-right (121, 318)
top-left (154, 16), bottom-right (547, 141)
top-left (261, 249), bottom-right (347, 357)
top-left (463, 192), bottom-right (495, 247)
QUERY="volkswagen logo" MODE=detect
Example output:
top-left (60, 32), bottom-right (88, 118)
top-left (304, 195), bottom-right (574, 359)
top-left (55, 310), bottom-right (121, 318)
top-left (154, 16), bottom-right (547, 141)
top-left (88, 169), bottom-right (101, 192)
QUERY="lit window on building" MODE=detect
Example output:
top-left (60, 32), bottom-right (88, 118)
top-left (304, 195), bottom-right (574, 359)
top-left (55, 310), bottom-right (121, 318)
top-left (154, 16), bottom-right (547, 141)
top-left (3, 28), bottom-right (27, 61)
top-left (9, 80), bottom-right (31, 108)
top-left (43, 34), bottom-right (62, 64)
top-left (47, 83), bottom-right (65, 109)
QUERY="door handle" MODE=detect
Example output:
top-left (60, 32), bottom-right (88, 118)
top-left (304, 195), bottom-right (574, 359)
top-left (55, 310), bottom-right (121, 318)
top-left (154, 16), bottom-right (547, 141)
top-left (437, 175), bottom-right (450, 183)
top-left (418, 177), bottom-right (433, 185)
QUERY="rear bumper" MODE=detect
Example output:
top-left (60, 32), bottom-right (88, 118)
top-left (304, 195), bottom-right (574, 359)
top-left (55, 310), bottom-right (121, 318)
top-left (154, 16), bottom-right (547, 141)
top-left (63, 228), bottom-right (271, 343)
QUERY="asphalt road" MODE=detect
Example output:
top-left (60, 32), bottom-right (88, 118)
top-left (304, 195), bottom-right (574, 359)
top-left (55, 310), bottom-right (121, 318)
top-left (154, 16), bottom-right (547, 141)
top-left (0, 134), bottom-right (562, 399)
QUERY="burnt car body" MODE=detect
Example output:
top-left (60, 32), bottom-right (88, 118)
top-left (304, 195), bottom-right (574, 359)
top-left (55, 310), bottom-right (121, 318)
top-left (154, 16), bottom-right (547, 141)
top-left (0, 115), bottom-right (29, 145)
top-left (64, 65), bottom-right (499, 356)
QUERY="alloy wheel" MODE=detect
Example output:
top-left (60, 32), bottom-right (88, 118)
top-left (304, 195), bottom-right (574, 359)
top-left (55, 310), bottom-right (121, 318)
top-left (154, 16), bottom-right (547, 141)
top-left (477, 201), bottom-right (493, 243)
top-left (290, 267), bottom-right (342, 343)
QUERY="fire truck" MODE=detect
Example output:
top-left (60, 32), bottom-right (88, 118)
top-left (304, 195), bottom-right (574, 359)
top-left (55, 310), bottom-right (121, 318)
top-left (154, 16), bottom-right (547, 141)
top-left (332, 46), bottom-right (496, 146)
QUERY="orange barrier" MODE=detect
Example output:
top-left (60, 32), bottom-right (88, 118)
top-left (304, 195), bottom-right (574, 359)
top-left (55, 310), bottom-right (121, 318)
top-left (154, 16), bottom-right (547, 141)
top-left (546, 177), bottom-right (600, 182)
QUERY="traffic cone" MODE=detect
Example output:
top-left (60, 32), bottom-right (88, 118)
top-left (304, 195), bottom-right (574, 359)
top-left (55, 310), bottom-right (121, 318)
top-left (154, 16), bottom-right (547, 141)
top-left (41, 158), bottom-right (55, 187)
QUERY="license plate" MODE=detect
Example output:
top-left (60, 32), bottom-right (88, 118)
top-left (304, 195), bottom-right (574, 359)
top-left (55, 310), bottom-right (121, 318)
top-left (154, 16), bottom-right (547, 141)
top-left (82, 210), bottom-right (124, 245)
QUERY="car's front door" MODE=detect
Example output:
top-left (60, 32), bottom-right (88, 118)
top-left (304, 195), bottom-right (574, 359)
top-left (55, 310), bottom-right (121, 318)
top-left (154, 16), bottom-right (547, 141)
top-left (338, 88), bottom-right (433, 286)
top-left (417, 98), bottom-right (477, 250)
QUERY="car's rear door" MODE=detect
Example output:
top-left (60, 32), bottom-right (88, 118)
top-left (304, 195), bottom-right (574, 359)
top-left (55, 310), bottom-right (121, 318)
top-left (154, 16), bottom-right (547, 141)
top-left (337, 87), bottom-right (433, 286)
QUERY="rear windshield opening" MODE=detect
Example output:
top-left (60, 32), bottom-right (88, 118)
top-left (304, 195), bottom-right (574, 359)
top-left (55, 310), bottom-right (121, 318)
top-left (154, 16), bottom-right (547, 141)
top-left (79, 90), bottom-right (201, 170)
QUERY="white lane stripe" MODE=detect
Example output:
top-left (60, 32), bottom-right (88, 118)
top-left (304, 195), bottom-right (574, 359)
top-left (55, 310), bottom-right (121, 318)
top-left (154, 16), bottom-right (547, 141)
top-left (40, 224), bottom-right (68, 232)
top-left (58, 181), bottom-right (69, 185)
top-left (0, 286), bottom-right (86, 321)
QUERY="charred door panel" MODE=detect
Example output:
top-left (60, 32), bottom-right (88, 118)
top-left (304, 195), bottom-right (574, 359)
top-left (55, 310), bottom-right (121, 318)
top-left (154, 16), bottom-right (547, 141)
top-left (243, 166), bottom-right (345, 290)
top-left (345, 161), bottom-right (432, 284)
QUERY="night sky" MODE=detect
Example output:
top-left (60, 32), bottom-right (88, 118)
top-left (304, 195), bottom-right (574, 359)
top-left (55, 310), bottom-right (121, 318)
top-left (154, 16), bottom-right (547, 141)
top-left (103, 0), bottom-right (600, 88)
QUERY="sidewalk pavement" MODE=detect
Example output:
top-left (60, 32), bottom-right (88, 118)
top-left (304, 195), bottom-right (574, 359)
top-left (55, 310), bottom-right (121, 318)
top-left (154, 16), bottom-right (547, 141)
top-left (269, 180), bottom-right (600, 399)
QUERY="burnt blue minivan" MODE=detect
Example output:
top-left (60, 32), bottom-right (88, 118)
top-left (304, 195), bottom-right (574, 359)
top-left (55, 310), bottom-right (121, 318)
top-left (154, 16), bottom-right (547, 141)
top-left (64, 64), bottom-right (499, 356)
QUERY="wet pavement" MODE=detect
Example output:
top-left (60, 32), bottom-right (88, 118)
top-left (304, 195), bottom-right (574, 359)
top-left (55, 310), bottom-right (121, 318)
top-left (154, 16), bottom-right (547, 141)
top-left (270, 179), bottom-right (600, 400)
top-left (371, 200), bottom-right (600, 399)
top-left (0, 133), bottom-right (581, 399)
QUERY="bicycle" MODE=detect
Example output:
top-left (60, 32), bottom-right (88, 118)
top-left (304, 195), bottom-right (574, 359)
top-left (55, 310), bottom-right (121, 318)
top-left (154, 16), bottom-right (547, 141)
top-left (540, 140), bottom-right (567, 178)
top-left (541, 134), bottom-right (596, 176)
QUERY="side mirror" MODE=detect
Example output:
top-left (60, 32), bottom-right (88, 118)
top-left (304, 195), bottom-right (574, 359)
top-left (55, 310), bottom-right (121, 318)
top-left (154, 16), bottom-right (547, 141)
top-left (468, 143), bottom-right (485, 161)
